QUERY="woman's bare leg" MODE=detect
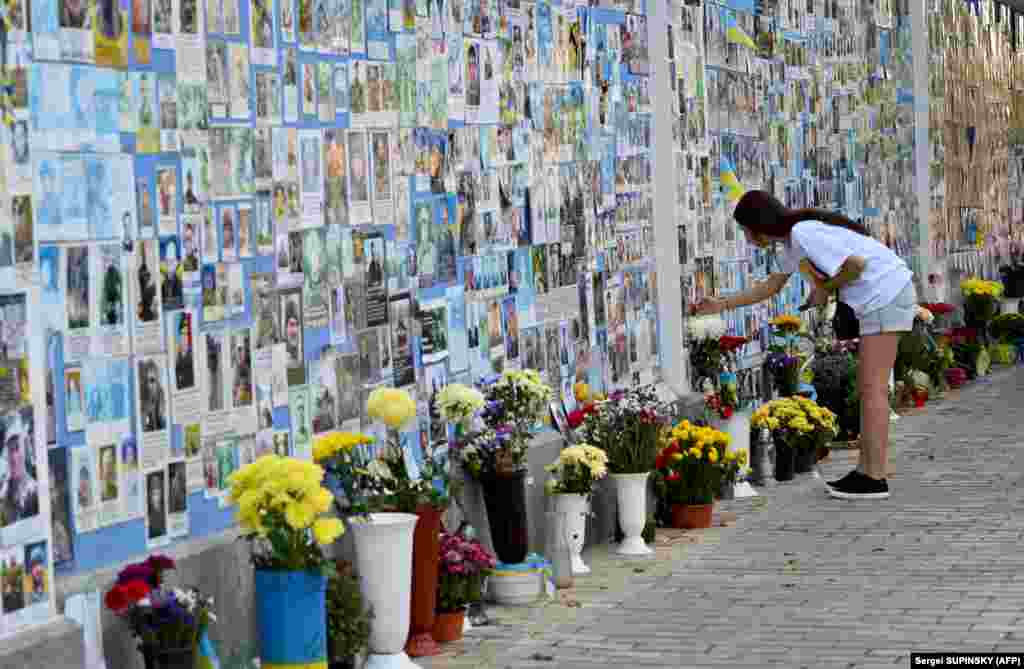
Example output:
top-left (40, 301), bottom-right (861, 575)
top-left (857, 333), bottom-right (901, 480)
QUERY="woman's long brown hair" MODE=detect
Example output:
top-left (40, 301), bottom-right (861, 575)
top-left (733, 190), bottom-right (871, 238)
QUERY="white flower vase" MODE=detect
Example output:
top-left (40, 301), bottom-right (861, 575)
top-left (611, 473), bottom-right (653, 556)
top-left (1002, 298), bottom-right (1020, 315)
top-left (552, 494), bottom-right (590, 575)
top-left (350, 513), bottom-right (422, 669)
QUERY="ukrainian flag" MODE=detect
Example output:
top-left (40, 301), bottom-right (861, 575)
top-left (720, 156), bottom-right (746, 204)
top-left (725, 14), bottom-right (757, 51)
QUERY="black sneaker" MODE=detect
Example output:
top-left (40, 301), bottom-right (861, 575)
top-left (827, 472), bottom-right (889, 500)
top-left (825, 470), bottom-right (861, 489)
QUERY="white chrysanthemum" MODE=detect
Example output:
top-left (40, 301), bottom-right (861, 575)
top-left (688, 315), bottom-right (726, 341)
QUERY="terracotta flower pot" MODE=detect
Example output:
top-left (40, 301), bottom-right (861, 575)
top-left (432, 609), bottom-right (466, 643)
top-left (406, 505), bottom-right (444, 658)
top-left (670, 503), bottom-right (713, 529)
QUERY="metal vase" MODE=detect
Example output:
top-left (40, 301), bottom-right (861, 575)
top-left (749, 428), bottom-right (774, 487)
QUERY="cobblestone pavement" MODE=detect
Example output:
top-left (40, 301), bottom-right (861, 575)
top-left (418, 366), bottom-right (1024, 669)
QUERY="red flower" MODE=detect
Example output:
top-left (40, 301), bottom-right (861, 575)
top-left (566, 410), bottom-right (586, 429)
top-left (718, 336), bottom-right (749, 353)
top-left (655, 454), bottom-right (667, 470)
top-left (720, 406), bottom-right (734, 419)
top-left (104, 580), bottom-right (151, 613)
top-left (665, 471), bottom-right (681, 482)
top-left (921, 302), bottom-right (956, 315)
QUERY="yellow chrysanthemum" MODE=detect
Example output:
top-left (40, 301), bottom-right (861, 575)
top-left (367, 387), bottom-right (417, 430)
top-left (312, 517), bottom-right (345, 545)
top-left (284, 500), bottom-right (317, 530)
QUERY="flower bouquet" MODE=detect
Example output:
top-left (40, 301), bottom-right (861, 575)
top-left (227, 455), bottom-right (342, 669)
top-left (992, 313), bottom-right (1024, 341)
top-left (452, 370), bottom-right (553, 565)
top-left (577, 386), bottom-right (668, 556)
top-left (654, 421), bottom-right (730, 528)
top-left (544, 444), bottom-right (609, 497)
top-left (455, 370), bottom-right (553, 476)
top-left (576, 386), bottom-right (667, 475)
top-left (990, 313), bottom-right (1024, 364)
top-left (312, 401), bottom-right (454, 659)
top-left (687, 315), bottom-right (727, 386)
top-left (105, 555), bottom-right (217, 669)
top-left (770, 313), bottom-right (804, 338)
top-left (765, 350), bottom-right (803, 397)
top-left (434, 530), bottom-right (496, 642)
top-left (719, 449), bottom-right (749, 499)
top-left (542, 443), bottom-right (608, 575)
top-left (961, 278), bottom-right (1005, 341)
top-left (751, 397), bottom-right (837, 480)
top-left (436, 383), bottom-right (486, 434)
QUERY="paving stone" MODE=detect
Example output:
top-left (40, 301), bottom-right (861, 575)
top-left (417, 368), bottom-right (1024, 669)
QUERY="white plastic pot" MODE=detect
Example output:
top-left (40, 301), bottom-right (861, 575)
top-left (720, 408), bottom-right (751, 459)
top-left (349, 513), bottom-right (422, 669)
top-left (611, 473), bottom-right (653, 556)
top-left (551, 493), bottom-right (590, 575)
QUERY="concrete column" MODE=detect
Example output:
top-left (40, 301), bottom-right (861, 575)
top-left (910, 0), bottom-right (933, 296)
top-left (648, 0), bottom-right (687, 394)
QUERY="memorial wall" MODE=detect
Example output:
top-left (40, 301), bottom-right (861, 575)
top-left (3, 0), bottom-right (666, 636)
top-left (2, 0), bottom-right (1022, 642)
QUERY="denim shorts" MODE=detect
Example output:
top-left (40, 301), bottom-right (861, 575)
top-left (859, 280), bottom-right (917, 336)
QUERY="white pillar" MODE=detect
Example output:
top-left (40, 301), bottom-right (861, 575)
top-left (648, 0), bottom-right (687, 394)
top-left (911, 0), bottom-right (932, 296)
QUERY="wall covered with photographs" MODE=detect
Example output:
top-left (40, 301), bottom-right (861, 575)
top-left (0, 287), bottom-right (55, 637)
top-left (927, 0), bottom-right (1024, 292)
top-left (0, 0), bottom-right (666, 604)
top-left (669, 0), bottom-right (919, 395)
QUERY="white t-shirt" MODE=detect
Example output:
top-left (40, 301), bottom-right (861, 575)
top-left (777, 220), bottom-right (912, 316)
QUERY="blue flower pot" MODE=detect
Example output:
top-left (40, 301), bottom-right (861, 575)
top-left (255, 569), bottom-right (328, 669)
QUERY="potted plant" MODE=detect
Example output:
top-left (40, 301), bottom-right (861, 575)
top-left (752, 397), bottom-right (837, 481)
top-left (718, 449), bottom-right (748, 500)
top-left (337, 386), bottom-right (461, 660)
top-left (578, 386), bottom-right (666, 556)
top-left (921, 302), bottom-right (957, 332)
top-left (313, 387), bottom-right (423, 669)
top-left (766, 314), bottom-right (809, 397)
top-left (655, 421), bottom-right (729, 529)
top-left (811, 340), bottom-right (860, 441)
top-left (434, 530), bottom-right (496, 643)
top-left (326, 561), bottom-right (372, 669)
top-left (104, 556), bottom-right (216, 669)
top-left (961, 277), bottom-right (1004, 343)
top-left (999, 261), bottom-right (1024, 300)
top-left (991, 313), bottom-right (1024, 364)
top-left (226, 455), bottom-right (343, 669)
top-left (543, 443), bottom-right (609, 575)
top-left (453, 369), bottom-right (552, 566)
top-left (687, 315), bottom-right (727, 387)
